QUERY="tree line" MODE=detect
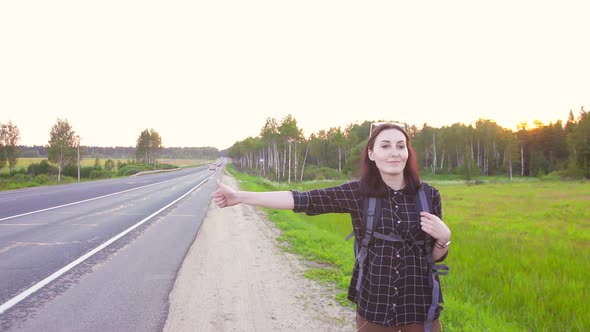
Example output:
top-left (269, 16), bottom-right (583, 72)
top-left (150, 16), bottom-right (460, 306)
top-left (227, 107), bottom-right (590, 181)
top-left (18, 145), bottom-right (219, 160)
top-left (1, 118), bottom-right (220, 182)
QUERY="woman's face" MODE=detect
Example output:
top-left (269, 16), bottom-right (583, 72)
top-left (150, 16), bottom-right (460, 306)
top-left (368, 128), bottom-right (408, 177)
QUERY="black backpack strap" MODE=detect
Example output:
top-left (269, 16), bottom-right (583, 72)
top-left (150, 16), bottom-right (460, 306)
top-left (354, 197), bottom-right (381, 294)
top-left (417, 183), bottom-right (434, 257)
top-left (416, 182), bottom-right (450, 332)
top-left (417, 182), bottom-right (432, 214)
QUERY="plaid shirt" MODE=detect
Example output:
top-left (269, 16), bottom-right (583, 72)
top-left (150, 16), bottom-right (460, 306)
top-left (291, 180), bottom-right (446, 327)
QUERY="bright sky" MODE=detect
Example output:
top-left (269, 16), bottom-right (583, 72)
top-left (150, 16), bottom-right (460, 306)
top-left (1, 1), bottom-right (588, 150)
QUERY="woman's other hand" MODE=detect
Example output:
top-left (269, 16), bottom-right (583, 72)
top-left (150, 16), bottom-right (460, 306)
top-left (419, 211), bottom-right (451, 244)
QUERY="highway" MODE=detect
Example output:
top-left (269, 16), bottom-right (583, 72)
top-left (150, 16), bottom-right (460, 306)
top-left (0, 166), bottom-right (220, 331)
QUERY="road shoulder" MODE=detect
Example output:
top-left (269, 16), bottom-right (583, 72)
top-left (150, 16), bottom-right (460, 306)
top-left (164, 174), bottom-right (355, 331)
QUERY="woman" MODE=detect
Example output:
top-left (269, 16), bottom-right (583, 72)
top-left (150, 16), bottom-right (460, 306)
top-left (212, 123), bottom-right (451, 331)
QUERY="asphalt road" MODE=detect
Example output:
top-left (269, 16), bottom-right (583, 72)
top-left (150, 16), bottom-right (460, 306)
top-left (0, 166), bottom-right (221, 331)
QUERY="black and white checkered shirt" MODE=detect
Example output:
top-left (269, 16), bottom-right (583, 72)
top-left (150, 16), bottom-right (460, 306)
top-left (291, 180), bottom-right (446, 327)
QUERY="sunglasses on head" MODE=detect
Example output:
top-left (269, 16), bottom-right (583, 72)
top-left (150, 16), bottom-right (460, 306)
top-left (369, 122), bottom-right (405, 136)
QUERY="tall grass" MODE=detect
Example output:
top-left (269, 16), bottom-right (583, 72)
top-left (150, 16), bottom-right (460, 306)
top-left (227, 166), bottom-right (590, 331)
top-left (0, 157), bottom-right (114, 174)
top-left (1, 157), bottom-right (210, 174)
top-left (0, 157), bottom-right (46, 174)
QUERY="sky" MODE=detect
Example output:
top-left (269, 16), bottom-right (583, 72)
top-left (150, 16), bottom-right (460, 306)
top-left (1, 1), bottom-right (588, 151)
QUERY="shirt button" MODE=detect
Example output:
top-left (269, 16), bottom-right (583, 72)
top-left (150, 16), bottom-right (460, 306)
top-left (396, 254), bottom-right (401, 258)
top-left (395, 205), bottom-right (398, 209)
top-left (397, 221), bottom-right (401, 224)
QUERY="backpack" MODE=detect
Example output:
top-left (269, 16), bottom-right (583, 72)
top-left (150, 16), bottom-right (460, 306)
top-left (346, 182), bottom-right (449, 332)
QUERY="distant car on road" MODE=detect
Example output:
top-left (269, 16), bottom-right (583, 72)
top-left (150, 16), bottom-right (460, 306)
top-left (208, 163), bottom-right (216, 171)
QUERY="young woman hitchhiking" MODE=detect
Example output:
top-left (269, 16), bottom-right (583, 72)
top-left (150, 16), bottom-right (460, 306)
top-left (212, 123), bottom-right (452, 332)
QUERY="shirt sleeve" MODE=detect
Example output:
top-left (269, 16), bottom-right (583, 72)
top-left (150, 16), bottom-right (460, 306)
top-left (291, 181), bottom-right (361, 215)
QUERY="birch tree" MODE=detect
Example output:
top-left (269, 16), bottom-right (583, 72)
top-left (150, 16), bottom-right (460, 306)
top-left (2, 121), bottom-right (20, 172)
top-left (47, 119), bottom-right (77, 181)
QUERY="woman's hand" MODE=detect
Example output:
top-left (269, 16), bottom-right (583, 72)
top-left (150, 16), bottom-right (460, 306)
top-left (419, 211), bottom-right (451, 244)
top-left (211, 180), bottom-right (240, 208)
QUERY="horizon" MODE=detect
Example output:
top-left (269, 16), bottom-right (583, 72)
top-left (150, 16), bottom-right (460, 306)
top-left (9, 109), bottom-right (580, 151)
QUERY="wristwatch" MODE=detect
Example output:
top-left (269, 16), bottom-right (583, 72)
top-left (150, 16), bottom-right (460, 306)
top-left (435, 240), bottom-right (451, 249)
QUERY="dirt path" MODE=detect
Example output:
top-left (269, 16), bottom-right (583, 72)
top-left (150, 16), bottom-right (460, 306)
top-left (164, 174), bottom-right (356, 332)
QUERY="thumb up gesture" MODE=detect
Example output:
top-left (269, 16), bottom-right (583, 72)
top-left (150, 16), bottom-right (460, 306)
top-left (211, 179), bottom-right (239, 208)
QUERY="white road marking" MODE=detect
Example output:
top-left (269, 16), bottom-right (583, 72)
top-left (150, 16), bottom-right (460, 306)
top-left (0, 174), bottom-right (213, 315)
top-left (0, 172), bottom-right (200, 223)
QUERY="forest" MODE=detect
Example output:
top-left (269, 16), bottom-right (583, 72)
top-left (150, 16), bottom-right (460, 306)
top-left (226, 107), bottom-right (590, 181)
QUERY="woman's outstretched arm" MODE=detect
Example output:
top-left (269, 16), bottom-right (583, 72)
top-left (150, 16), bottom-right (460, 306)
top-left (211, 179), bottom-right (295, 210)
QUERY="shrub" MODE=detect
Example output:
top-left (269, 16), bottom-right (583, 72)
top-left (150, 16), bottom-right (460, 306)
top-left (61, 165), bottom-right (75, 177)
top-left (117, 159), bottom-right (135, 170)
top-left (104, 159), bottom-right (115, 172)
top-left (62, 165), bottom-right (94, 179)
top-left (28, 160), bottom-right (57, 176)
top-left (10, 174), bottom-right (33, 182)
top-left (156, 163), bottom-right (177, 170)
top-left (117, 165), bottom-right (147, 176)
top-left (34, 174), bottom-right (49, 184)
top-left (89, 170), bottom-right (112, 179)
top-left (541, 171), bottom-right (562, 181)
top-left (560, 159), bottom-right (585, 179)
top-left (9, 168), bottom-right (27, 176)
top-left (93, 158), bottom-right (103, 171)
top-left (301, 166), bottom-right (349, 181)
top-left (59, 176), bottom-right (76, 183)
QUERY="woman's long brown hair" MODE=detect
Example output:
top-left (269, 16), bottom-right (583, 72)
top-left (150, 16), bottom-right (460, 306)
top-left (360, 123), bottom-right (421, 196)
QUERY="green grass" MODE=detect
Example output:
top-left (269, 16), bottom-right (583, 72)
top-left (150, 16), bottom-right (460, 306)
top-left (0, 157), bottom-right (45, 174)
top-left (0, 157), bottom-right (120, 174)
top-left (226, 165), bottom-right (590, 331)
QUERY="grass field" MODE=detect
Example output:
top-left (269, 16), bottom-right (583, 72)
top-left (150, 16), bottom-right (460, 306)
top-left (0, 158), bottom-right (46, 173)
top-left (0, 157), bottom-right (211, 174)
top-left (0, 157), bottom-right (112, 174)
top-left (228, 167), bottom-right (590, 331)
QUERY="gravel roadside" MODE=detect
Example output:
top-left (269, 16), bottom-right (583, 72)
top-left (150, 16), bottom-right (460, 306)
top-left (163, 173), bottom-right (356, 332)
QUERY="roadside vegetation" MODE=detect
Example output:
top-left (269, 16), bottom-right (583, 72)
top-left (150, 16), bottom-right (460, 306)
top-left (0, 118), bottom-right (220, 191)
top-left (0, 158), bottom-right (184, 191)
top-left (226, 165), bottom-right (590, 331)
